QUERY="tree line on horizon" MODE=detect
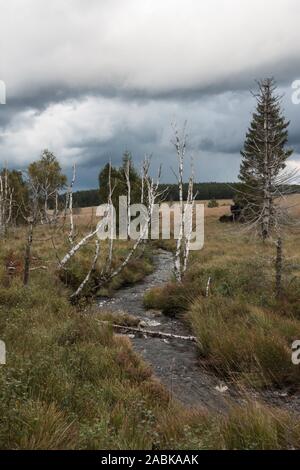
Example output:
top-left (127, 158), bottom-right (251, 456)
top-left (6, 155), bottom-right (300, 212)
top-left (71, 181), bottom-right (300, 208)
top-left (71, 182), bottom-right (242, 208)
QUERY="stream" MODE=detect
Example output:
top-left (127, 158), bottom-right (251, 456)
top-left (98, 249), bottom-right (300, 413)
top-left (98, 249), bottom-right (230, 412)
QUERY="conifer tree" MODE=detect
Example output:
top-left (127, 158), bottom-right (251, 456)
top-left (239, 78), bottom-right (293, 239)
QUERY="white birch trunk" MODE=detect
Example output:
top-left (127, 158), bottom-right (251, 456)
top-left (70, 239), bottom-right (100, 299)
top-left (68, 164), bottom-right (76, 245)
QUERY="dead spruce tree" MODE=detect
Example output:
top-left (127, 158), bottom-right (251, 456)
top-left (60, 158), bottom-right (163, 300)
top-left (238, 78), bottom-right (297, 297)
top-left (239, 78), bottom-right (293, 240)
top-left (171, 123), bottom-right (197, 282)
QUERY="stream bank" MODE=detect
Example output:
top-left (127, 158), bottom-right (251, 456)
top-left (98, 249), bottom-right (230, 412)
top-left (98, 249), bottom-right (300, 414)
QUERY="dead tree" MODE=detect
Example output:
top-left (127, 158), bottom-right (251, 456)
top-left (22, 181), bottom-right (41, 286)
top-left (60, 222), bottom-right (104, 269)
top-left (124, 157), bottom-right (131, 239)
top-left (23, 219), bottom-right (34, 286)
top-left (106, 160), bottom-right (117, 274)
top-left (67, 163), bottom-right (76, 245)
top-left (236, 79), bottom-right (300, 298)
top-left (275, 236), bottom-right (283, 299)
top-left (0, 167), bottom-right (14, 237)
top-left (171, 123), bottom-right (196, 282)
top-left (60, 158), bottom-right (163, 300)
top-left (98, 161), bottom-right (163, 285)
top-left (238, 78), bottom-right (294, 240)
top-left (70, 239), bottom-right (100, 300)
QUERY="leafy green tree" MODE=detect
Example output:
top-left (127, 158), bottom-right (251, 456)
top-left (0, 169), bottom-right (29, 225)
top-left (28, 150), bottom-right (67, 215)
top-left (8, 170), bottom-right (29, 223)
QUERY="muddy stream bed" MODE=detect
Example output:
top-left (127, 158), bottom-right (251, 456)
top-left (98, 249), bottom-right (300, 413)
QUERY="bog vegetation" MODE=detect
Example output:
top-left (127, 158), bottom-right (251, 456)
top-left (1, 78), bottom-right (300, 450)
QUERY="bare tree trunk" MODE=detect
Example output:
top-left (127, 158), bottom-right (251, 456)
top-left (0, 175), bottom-right (4, 238)
top-left (171, 123), bottom-right (195, 281)
top-left (68, 164), bottom-right (76, 245)
top-left (98, 321), bottom-right (197, 342)
top-left (124, 158), bottom-right (131, 239)
top-left (60, 223), bottom-right (102, 268)
top-left (91, 159), bottom-right (163, 294)
top-left (173, 126), bottom-right (185, 282)
top-left (44, 191), bottom-right (49, 224)
top-left (141, 163), bottom-right (144, 204)
top-left (275, 236), bottom-right (283, 299)
top-left (183, 170), bottom-right (196, 274)
top-left (262, 82), bottom-right (272, 241)
top-left (7, 189), bottom-right (14, 226)
top-left (53, 190), bottom-right (59, 224)
top-left (65, 158), bottom-right (163, 299)
top-left (70, 239), bottom-right (100, 300)
top-left (23, 222), bottom-right (33, 286)
top-left (0, 168), bottom-right (14, 238)
top-left (107, 161), bottom-right (114, 272)
top-left (206, 276), bottom-right (211, 297)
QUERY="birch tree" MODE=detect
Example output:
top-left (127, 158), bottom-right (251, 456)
top-left (28, 150), bottom-right (67, 224)
top-left (22, 179), bottom-right (42, 286)
top-left (67, 163), bottom-right (76, 245)
top-left (171, 123), bottom-right (196, 282)
top-left (124, 156), bottom-right (131, 239)
top-left (61, 158), bottom-right (163, 300)
top-left (0, 167), bottom-right (14, 237)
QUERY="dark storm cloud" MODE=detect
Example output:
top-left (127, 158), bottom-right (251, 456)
top-left (198, 138), bottom-right (243, 155)
top-left (1, 0), bottom-right (300, 185)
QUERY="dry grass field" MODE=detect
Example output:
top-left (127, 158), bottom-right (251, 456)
top-left (1, 195), bottom-right (300, 449)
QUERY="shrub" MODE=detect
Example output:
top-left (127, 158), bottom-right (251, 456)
top-left (208, 199), bottom-right (219, 208)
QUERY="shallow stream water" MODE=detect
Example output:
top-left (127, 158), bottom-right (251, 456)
top-left (98, 249), bottom-right (230, 412)
top-left (98, 249), bottom-right (300, 414)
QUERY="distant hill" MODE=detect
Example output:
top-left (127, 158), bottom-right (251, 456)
top-left (71, 183), bottom-right (300, 208)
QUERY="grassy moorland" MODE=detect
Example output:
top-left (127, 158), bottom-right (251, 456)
top-left (145, 199), bottom-right (300, 390)
top-left (1, 206), bottom-right (300, 449)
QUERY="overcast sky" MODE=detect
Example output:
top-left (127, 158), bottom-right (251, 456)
top-left (1, 0), bottom-right (300, 188)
